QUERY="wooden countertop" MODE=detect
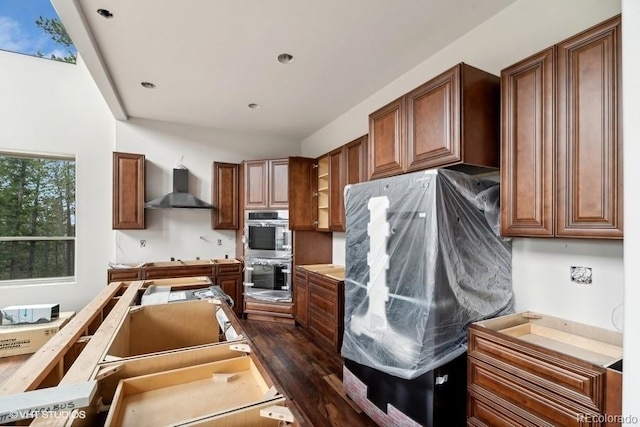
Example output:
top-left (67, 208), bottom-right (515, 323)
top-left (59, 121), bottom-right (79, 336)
top-left (110, 259), bottom-right (241, 269)
top-left (299, 264), bottom-right (345, 280)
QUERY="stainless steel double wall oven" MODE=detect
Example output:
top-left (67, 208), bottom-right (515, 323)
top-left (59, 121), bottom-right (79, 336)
top-left (243, 210), bottom-right (292, 301)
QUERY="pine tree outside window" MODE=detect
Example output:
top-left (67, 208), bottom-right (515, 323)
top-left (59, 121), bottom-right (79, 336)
top-left (0, 152), bottom-right (76, 284)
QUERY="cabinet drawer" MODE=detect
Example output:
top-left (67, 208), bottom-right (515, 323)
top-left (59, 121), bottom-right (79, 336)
top-left (309, 286), bottom-right (338, 319)
top-left (216, 263), bottom-right (241, 275)
top-left (295, 268), bottom-right (308, 282)
top-left (468, 387), bottom-right (551, 427)
top-left (308, 314), bottom-right (338, 349)
top-left (108, 269), bottom-right (142, 283)
top-left (469, 326), bottom-right (604, 411)
top-left (308, 274), bottom-right (339, 298)
top-left (143, 266), bottom-right (214, 280)
top-left (469, 358), bottom-right (601, 426)
top-left (244, 299), bottom-right (294, 316)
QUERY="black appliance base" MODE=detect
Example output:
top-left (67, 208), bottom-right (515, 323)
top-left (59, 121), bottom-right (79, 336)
top-left (344, 353), bottom-right (467, 427)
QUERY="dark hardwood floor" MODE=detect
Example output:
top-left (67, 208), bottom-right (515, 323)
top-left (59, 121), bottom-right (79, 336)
top-left (240, 319), bottom-right (376, 427)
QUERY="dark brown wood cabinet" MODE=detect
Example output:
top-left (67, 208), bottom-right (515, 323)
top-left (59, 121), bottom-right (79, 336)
top-left (331, 135), bottom-right (368, 232)
top-left (501, 48), bottom-right (555, 237)
top-left (211, 162), bottom-right (239, 230)
top-left (294, 267), bottom-right (309, 328)
top-left (243, 160), bottom-right (268, 209)
top-left (142, 262), bottom-right (216, 281)
top-left (216, 260), bottom-right (243, 316)
top-left (107, 267), bottom-right (142, 283)
top-left (269, 159), bottom-right (289, 208)
top-left (369, 63), bottom-right (499, 180)
top-left (344, 135), bottom-right (368, 187)
top-left (501, 15), bottom-right (622, 239)
top-left (287, 136), bottom-right (367, 233)
top-left (556, 16), bottom-right (622, 238)
top-left (288, 157), bottom-right (317, 231)
top-left (295, 265), bottom-right (344, 352)
top-left (467, 312), bottom-right (622, 427)
top-left (369, 96), bottom-right (405, 180)
top-left (112, 152), bottom-right (145, 229)
top-left (107, 259), bottom-right (243, 315)
top-left (243, 159), bottom-right (288, 210)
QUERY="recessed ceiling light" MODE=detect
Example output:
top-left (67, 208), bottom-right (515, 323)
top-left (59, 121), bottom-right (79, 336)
top-left (248, 103), bottom-right (261, 110)
top-left (277, 53), bottom-right (294, 64)
top-left (141, 82), bottom-right (156, 89)
top-left (97, 9), bottom-right (113, 19)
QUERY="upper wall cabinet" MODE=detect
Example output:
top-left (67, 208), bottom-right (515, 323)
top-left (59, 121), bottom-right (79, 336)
top-left (369, 63), bottom-right (500, 180)
top-left (329, 135), bottom-right (368, 232)
top-left (212, 162), bottom-right (239, 229)
top-left (243, 159), bottom-right (288, 210)
top-left (112, 152), bottom-right (145, 230)
top-left (501, 15), bottom-right (622, 239)
top-left (288, 136), bottom-right (367, 233)
top-left (288, 157), bottom-right (317, 231)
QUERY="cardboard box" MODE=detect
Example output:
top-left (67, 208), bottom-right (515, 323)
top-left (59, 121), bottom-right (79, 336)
top-left (0, 311), bottom-right (75, 358)
top-left (0, 303), bottom-right (60, 325)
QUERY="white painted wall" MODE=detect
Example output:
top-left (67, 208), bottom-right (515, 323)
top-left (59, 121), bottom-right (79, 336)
top-left (114, 118), bottom-right (299, 263)
top-left (0, 53), bottom-right (114, 312)
top-left (622, 0), bottom-right (640, 420)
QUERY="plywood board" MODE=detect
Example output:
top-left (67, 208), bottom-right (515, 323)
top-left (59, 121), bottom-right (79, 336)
top-left (97, 341), bottom-right (246, 403)
top-left (178, 398), bottom-right (286, 426)
top-left (105, 356), bottom-right (272, 427)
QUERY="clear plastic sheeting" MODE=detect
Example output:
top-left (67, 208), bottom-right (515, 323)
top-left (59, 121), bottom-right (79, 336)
top-left (341, 169), bottom-right (513, 380)
top-left (243, 288), bottom-right (292, 302)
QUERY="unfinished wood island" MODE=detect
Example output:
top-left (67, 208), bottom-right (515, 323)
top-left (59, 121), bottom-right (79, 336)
top-left (0, 277), bottom-right (298, 426)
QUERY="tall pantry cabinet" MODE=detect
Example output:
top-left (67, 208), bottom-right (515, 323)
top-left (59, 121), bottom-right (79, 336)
top-left (501, 15), bottom-right (622, 239)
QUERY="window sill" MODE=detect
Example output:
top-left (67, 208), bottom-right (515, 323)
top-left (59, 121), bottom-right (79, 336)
top-left (0, 277), bottom-right (76, 288)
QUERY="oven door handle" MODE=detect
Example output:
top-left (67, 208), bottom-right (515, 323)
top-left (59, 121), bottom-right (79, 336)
top-left (283, 230), bottom-right (291, 250)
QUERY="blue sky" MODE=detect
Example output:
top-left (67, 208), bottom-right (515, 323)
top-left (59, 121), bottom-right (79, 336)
top-left (0, 0), bottom-right (76, 60)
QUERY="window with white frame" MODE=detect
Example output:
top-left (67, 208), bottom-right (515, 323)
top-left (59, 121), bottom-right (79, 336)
top-left (0, 152), bottom-right (76, 283)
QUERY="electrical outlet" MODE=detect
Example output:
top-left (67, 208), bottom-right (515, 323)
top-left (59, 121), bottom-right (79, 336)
top-left (139, 240), bottom-right (146, 248)
top-left (570, 266), bottom-right (592, 284)
top-left (217, 239), bottom-right (222, 246)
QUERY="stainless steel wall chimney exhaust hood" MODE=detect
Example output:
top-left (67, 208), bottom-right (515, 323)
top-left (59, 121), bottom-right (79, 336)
top-left (145, 168), bottom-right (213, 209)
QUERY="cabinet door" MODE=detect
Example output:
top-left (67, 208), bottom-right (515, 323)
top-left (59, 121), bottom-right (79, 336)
top-left (244, 160), bottom-right (268, 209)
top-left (212, 162), bottom-right (239, 229)
top-left (368, 96), bottom-right (405, 180)
top-left (501, 48), bottom-right (555, 237)
top-left (294, 268), bottom-right (309, 327)
top-left (113, 152), bottom-right (145, 229)
top-left (328, 148), bottom-right (345, 231)
top-left (343, 135), bottom-right (368, 227)
top-left (556, 15), bottom-right (622, 238)
top-left (405, 65), bottom-right (460, 172)
top-left (288, 157), bottom-right (316, 230)
top-left (219, 275), bottom-right (242, 316)
top-left (345, 135), bottom-right (368, 185)
top-left (269, 159), bottom-right (289, 208)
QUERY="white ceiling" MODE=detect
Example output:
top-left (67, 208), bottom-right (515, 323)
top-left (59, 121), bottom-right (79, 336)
top-left (52, 0), bottom-right (515, 140)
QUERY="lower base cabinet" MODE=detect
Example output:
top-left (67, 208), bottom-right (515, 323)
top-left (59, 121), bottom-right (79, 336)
top-left (295, 265), bottom-right (345, 352)
top-left (468, 312), bottom-right (623, 427)
top-left (107, 259), bottom-right (243, 316)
